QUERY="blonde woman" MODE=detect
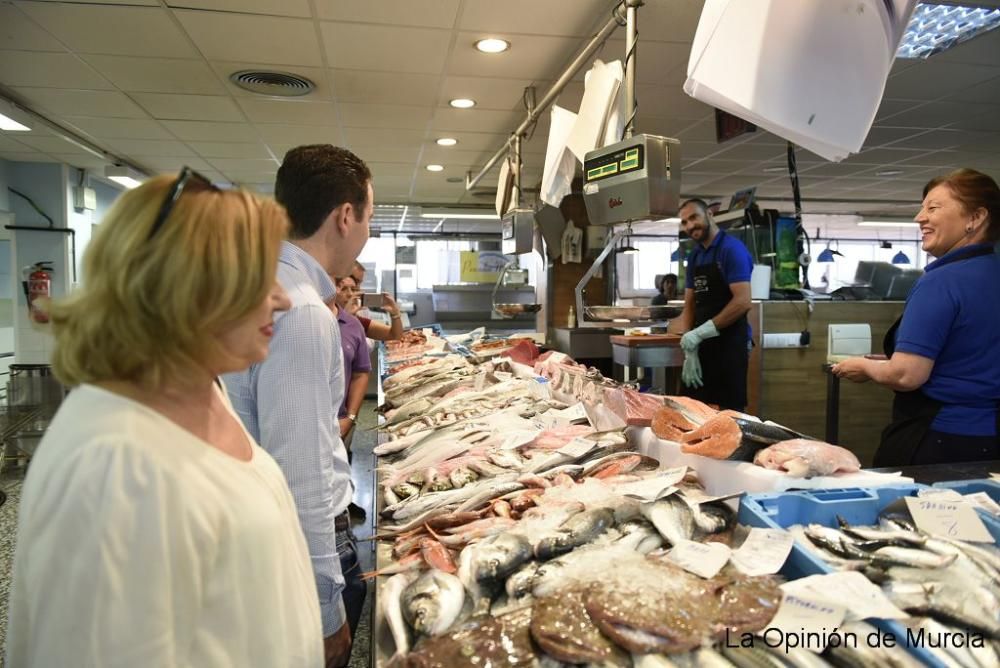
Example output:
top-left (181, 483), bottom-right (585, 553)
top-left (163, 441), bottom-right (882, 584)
top-left (5, 169), bottom-right (323, 667)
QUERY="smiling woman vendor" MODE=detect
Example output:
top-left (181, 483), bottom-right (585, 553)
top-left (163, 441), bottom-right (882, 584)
top-left (833, 168), bottom-right (1000, 466)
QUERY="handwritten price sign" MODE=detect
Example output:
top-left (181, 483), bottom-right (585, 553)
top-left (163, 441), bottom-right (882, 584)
top-left (904, 496), bottom-right (993, 543)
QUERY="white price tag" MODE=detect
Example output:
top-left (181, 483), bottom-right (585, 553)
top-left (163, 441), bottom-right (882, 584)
top-left (558, 436), bottom-right (597, 458)
top-left (550, 402), bottom-right (590, 423)
top-left (493, 371), bottom-right (513, 382)
top-left (964, 492), bottom-right (1000, 516)
top-left (917, 488), bottom-right (964, 501)
top-left (613, 467), bottom-right (688, 501)
top-left (784, 573), bottom-right (906, 622)
top-left (730, 528), bottom-right (795, 577)
top-left (761, 590), bottom-right (847, 653)
top-left (501, 430), bottom-right (540, 451)
top-left (668, 539), bottom-right (731, 579)
top-left (905, 496), bottom-right (993, 543)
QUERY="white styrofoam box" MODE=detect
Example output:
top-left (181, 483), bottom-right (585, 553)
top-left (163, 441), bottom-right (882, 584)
top-left (827, 323), bottom-right (872, 363)
top-left (629, 427), bottom-right (911, 498)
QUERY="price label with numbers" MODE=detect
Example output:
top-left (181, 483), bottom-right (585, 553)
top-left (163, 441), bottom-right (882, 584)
top-left (668, 539), bottom-right (731, 579)
top-left (904, 496), bottom-right (993, 543)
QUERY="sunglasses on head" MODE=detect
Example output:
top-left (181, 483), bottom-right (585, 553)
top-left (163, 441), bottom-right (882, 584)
top-left (149, 166), bottom-right (219, 240)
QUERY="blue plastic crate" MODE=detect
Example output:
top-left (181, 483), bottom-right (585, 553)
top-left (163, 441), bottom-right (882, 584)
top-left (933, 477), bottom-right (1000, 501)
top-left (738, 484), bottom-right (1000, 667)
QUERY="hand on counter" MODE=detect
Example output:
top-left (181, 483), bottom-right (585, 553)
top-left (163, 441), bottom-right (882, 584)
top-left (830, 357), bottom-right (873, 383)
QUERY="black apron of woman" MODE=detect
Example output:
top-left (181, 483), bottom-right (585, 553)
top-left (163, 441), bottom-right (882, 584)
top-left (685, 231), bottom-right (749, 411)
top-left (874, 244), bottom-right (1000, 466)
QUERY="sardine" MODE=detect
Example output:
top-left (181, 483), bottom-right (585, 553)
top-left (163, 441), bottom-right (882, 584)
top-left (836, 515), bottom-right (926, 546)
top-left (401, 569), bottom-right (465, 636)
top-left (870, 546), bottom-right (957, 570)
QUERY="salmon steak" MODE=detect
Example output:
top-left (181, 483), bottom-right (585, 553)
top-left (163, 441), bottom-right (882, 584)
top-left (651, 406), bottom-right (696, 441)
top-left (679, 414), bottom-right (744, 459)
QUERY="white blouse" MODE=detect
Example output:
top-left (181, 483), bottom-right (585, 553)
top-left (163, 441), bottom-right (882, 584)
top-left (5, 384), bottom-right (323, 668)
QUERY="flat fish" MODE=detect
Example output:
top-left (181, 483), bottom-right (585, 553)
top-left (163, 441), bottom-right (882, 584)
top-left (401, 607), bottom-right (536, 668)
top-left (530, 587), bottom-right (629, 665)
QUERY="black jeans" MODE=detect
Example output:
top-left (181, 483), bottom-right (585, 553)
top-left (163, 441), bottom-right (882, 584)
top-left (911, 430), bottom-right (1000, 465)
top-left (338, 530), bottom-right (367, 640)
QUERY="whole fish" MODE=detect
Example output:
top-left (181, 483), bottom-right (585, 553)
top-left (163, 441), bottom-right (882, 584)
top-left (505, 560), bottom-right (541, 600)
top-left (870, 546), bottom-right (957, 570)
top-left (469, 532), bottom-right (534, 586)
top-left (381, 572), bottom-right (416, 658)
top-left (401, 569), bottom-right (465, 636)
top-left (641, 495), bottom-right (695, 547)
top-left (836, 515), bottom-right (926, 546)
top-left (535, 508), bottom-right (616, 560)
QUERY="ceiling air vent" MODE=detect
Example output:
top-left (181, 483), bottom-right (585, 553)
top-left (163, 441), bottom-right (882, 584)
top-left (229, 70), bottom-right (315, 97)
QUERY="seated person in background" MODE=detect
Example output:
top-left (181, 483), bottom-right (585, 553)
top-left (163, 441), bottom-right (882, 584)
top-left (6, 172), bottom-right (322, 667)
top-left (350, 260), bottom-right (403, 341)
top-left (329, 274), bottom-right (371, 451)
top-left (651, 273), bottom-right (679, 305)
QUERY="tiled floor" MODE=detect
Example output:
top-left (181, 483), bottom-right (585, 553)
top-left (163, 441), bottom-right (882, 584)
top-left (0, 399), bottom-right (380, 666)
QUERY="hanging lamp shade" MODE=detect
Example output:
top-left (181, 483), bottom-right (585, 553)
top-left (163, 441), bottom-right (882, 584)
top-left (670, 246), bottom-right (682, 261)
top-left (817, 247), bottom-right (835, 262)
top-left (892, 250), bottom-right (911, 265)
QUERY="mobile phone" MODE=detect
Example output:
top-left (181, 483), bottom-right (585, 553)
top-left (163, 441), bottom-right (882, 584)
top-left (362, 292), bottom-right (385, 308)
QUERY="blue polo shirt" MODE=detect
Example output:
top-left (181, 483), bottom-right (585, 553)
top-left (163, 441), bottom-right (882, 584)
top-left (684, 230), bottom-right (754, 340)
top-left (894, 243), bottom-right (1000, 436)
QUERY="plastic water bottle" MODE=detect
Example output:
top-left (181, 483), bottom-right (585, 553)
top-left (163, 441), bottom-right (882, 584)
top-left (566, 305), bottom-right (576, 328)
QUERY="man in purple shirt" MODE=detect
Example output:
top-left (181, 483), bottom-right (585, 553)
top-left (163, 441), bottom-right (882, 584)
top-left (331, 275), bottom-right (371, 450)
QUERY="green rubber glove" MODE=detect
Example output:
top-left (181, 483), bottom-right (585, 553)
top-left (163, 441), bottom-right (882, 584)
top-left (682, 349), bottom-right (703, 388)
top-left (681, 319), bottom-right (720, 353)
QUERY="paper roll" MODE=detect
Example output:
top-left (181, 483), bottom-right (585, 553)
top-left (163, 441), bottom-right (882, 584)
top-left (751, 264), bottom-right (772, 300)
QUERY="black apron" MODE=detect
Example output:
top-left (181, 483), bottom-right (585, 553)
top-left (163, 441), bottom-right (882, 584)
top-left (873, 244), bottom-right (1000, 466)
top-left (684, 231), bottom-right (749, 411)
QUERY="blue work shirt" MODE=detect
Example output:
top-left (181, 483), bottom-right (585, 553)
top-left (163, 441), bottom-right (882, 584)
top-left (684, 230), bottom-right (754, 340)
top-left (894, 243), bottom-right (1000, 436)
top-left (224, 241), bottom-right (351, 633)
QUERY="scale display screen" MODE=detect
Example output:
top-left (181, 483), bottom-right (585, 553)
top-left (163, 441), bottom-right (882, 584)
top-left (584, 144), bottom-right (645, 183)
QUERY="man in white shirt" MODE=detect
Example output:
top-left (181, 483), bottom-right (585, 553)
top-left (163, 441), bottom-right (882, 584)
top-left (225, 145), bottom-right (372, 667)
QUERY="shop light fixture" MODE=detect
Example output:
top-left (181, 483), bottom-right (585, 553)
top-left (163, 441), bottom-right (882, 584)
top-left (436, 137), bottom-right (458, 146)
top-left (762, 165), bottom-right (786, 173)
top-left (426, 164), bottom-right (444, 172)
top-left (449, 98), bottom-right (476, 109)
top-left (858, 221), bottom-right (919, 228)
top-left (475, 38), bottom-right (510, 54)
top-left (420, 208), bottom-right (499, 220)
top-left (875, 169), bottom-right (904, 176)
top-left (0, 112), bottom-right (30, 132)
top-left (105, 164), bottom-right (144, 189)
top-left (892, 250), bottom-right (912, 265)
top-left (897, 3), bottom-right (1000, 59)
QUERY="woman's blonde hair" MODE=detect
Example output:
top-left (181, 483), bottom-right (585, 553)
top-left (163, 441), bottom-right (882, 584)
top-left (51, 174), bottom-right (289, 388)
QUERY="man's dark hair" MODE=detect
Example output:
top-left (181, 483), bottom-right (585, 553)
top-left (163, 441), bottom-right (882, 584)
top-left (275, 145), bottom-right (372, 239)
top-left (680, 198), bottom-right (710, 216)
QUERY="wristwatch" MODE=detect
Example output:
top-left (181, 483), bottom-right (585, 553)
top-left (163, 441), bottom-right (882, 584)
top-left (347, 413), bottom-right (357, 424)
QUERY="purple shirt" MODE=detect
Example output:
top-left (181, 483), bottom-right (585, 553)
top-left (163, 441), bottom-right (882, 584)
top-left (336, 309), bottom-right (371, 417)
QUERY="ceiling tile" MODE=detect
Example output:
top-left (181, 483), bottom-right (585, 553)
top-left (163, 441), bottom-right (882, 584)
top-left (421, 131), bottom-right (509, 153)
top-left (12, 87), bottom-right (148, 118)
top-left (107, 138), bottom-right (195, 156)
top-left (953, 131), bottom-right (1000, 153)
top-left (321, 23), bottom-right (450, 74)
top-left (431, 108), bottom-right (520, 134)
top-left (20, 0), bottom-right (159, 4)
top-left (637, 1), bottom-right (705, 43)
top-left (367, 162), bottom-right (418, 179)
top-left (603, 38), bottom-right (693, 86)
top-left (331, 69), bottom-right (440, 106)
top-left (17, 3), bottom-right (196, 58)
top-left (0, 135), bottom-right (30, 152)
top-left (459, 0), bottom-right (609, 37)
top-left (447, 32), bottom-right (578, 80)
top-left (884, 130), bottom-right (965, 151)
top-left (420, 147), bottom-right (492, 166)
top-left (0, 5), bottom-right (67, 51)
top-left (131, 93), bottom-right (243, 121)
top-left (220, 170), bottom-right (278, 183)
top-left (52, 153), bottom-right (111, 169)
top-left (139, 155), bottom-right (213, 171)
top-left (874, 98), bottom-right (921, 122)
top-left (65, 116), bottom-right (173, 140)
top-left (338, 103), bottom-right (432, 130)
top-left (0, 50), bottom-right (112, 89)
top-left (255, 124), bottom-right (342, 147)
top-left (316, 0), bottom-right (460, 28)
top-left (211, 61), bottom-right (331, 99)
top-left (343, 128), bottom-right (426, 149)
top-left (175, 10), bottom-right (323, 66)
top-left (863, 127), bottom-right (925, 148)
top-left (161, 120), bottom-right (259, 141)
top-left (339, 145), bottom-right (420, 164)
top-left (878, 100), bottom-right (997, 128)
top-left (931, 27), bottom-right (1000, 66)
top-left (188, 141), bottom-right (273, 159)
top-left (438, 76), bottom-right (533, 111)
top-left (884, 61), bottom-right (1000, 100)
top-left (0, 151), bottom-right (58, 163)
top-left (82, 55), bottom-right (225, 94)
top-left (209, 157), bottom-right (278, 172)
top-left (14, 134), bottom-right (94, 155)
top-left (237, 98), bottom-right (338, 125)
top-left (166, 0), bottom-right (311, 18)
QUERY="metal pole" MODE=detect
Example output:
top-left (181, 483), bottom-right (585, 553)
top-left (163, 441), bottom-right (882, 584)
top-left (511, 133), bottom-right (521, 207)
top-left (623, 0), bottom-right (643, 138)
top-left (466, 5), bottom-right (625, 190)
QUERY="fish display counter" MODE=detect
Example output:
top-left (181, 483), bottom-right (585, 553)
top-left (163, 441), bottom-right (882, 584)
top-left (368, 330), bottom-right (999, 667)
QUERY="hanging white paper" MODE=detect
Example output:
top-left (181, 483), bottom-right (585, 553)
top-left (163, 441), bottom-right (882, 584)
top-left (566, 59), bottom-right (621, 162)
top-left (540, 105), bottom-right (577, 207)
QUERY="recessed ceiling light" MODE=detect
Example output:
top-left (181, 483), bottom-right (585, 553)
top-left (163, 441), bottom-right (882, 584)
top-left (897, 3), bottom-right (1000, 59)
top-left (762, 165), bottom-right (786, 173)
top-left (436, 137), bottom-right (458, 146)
top-left (875, 169), bottom-right (904, 176)
top-left (449, 98), bottom-right (476, 109)
top-left (0, 112), bottom-right (30, 132)
top-left (475, 38), bottom-right (510, 54)
top-left (426, 164), bottom-right (444, 172)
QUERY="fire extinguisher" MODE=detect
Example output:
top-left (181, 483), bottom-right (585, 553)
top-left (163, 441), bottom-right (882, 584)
top-left (24, 262), bottom-right (54, 324)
